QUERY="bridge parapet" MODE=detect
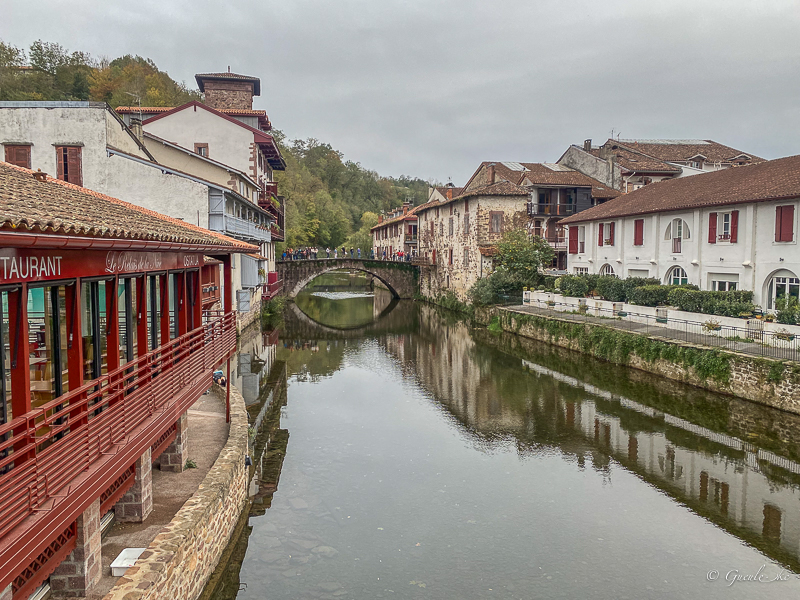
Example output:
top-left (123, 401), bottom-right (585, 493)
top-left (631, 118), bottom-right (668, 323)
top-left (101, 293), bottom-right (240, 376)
top-left (276, 259), bottom-right (418, 299)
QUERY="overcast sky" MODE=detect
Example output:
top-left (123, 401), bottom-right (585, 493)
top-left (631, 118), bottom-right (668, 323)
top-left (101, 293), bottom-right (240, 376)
top-left (3, 0), bottom-right (799, 184)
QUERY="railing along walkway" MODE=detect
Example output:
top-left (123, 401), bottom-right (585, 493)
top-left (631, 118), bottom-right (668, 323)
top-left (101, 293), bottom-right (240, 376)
top-left (506, 302), bottom-right (800, 362)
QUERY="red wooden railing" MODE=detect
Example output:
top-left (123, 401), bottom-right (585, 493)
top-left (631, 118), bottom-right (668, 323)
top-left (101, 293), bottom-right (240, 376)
top-left (0, 312), bottom-right (237, 590)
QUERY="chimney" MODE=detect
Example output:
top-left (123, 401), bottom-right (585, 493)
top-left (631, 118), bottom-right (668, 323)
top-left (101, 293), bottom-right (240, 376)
top-left (583, 139), bottom-right (592, 152)
top-left (446, 187), bottom-right (453, 200)
top-left (403, 205), bottom-right (409, 215)
top-left (130, 117), bottom-right (143, 142)
top-left (487, 163), bottom-right (496, 185)
top-left (33, 169), bottom-right (47, 182)
top-left (378, 215), bottom-right (384, 224)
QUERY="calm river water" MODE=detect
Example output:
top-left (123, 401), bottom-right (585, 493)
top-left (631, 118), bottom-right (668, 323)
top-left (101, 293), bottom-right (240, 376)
top-left (203, 271), bottom-right (800, 599)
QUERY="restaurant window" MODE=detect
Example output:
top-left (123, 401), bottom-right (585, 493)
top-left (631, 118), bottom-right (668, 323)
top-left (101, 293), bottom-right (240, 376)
top-left (0, 291), bottom-right (10, 425)
top-left (187, 271), bottom-right (199, 331)
top-left (56, 146), bottom-right (82, 186)
top-left (4, 145), bottom-right (31, 169)
top-left (118, 278), bottom-right (139, 365)
top-left (81, 281), bottom-right (109, 382)
top-left (169, 273), bottom-right (180, 339)
top-left (28, 284), bottom-right (71, 409)
top-left (149, 275), bottom-right (163, 351)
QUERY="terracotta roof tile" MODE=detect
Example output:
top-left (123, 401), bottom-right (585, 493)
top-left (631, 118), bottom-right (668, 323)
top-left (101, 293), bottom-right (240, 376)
top-left (605, 139), bottom-right (764, 164)
top-left (0, 161), bottom-right (258, 252)
top-left (561, 154), bottom-right (800, 225)
top-left (371, 203), bottom-right (426, 231)
top-left (588, 147), bottom-right (681, 173)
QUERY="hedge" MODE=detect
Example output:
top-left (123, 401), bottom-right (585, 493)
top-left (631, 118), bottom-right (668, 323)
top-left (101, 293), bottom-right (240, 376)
top-left (667, 288), bottom-right (756, 317)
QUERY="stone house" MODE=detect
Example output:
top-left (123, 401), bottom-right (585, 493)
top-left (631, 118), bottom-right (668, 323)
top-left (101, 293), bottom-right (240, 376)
top-left (371, 200), bottom-right (426, 259)
top-left (558, 138), bottom-right (764, 193)
top-left (561, 154), bottom-right (800, 309)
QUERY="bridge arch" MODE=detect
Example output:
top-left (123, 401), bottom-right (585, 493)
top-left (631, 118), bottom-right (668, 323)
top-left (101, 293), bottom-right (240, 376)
top-left (276, 259), bottom-right (417, 299)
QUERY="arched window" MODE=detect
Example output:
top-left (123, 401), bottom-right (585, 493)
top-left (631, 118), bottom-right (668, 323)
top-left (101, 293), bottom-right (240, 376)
top-left (667, 266), bottom-right (688, 286)
top-left (665, 219), bottom-right (690, 253)
top-left (766, 269), bottom-right (800, 310)
top-left (600, 264), bottom-right (616, 277)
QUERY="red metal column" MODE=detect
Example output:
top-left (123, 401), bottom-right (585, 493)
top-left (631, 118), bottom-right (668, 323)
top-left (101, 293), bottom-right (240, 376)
top-left (192, 270), bottom-right (202, 331)
top-left (136, 276), bottom-right (148, 359)
top-left (159, 274), bottom-right (169, 347)
top-left (106, 277), bottom-right (120, 374)
top-left (222, 255), bottom-right (233, 422)
top-left (8, 285), bottom-right (30, 420)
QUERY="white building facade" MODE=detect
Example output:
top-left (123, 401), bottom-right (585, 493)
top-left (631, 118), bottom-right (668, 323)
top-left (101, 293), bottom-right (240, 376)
top-left (563, 155), bottom-right (800, 310)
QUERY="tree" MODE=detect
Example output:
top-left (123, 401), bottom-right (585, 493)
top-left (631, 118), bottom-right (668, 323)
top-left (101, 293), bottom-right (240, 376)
top-left (493, 229), bottom-right (554, 285)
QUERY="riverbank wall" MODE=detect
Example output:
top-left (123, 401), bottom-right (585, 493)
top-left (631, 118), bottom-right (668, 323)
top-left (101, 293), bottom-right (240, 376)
top-left (475, 306), bottom-right (800, 415)
top-left (101, 383), bottom-right (249, 600)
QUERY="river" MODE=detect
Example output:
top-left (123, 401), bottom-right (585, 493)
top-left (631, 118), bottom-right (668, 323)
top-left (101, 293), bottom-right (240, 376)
top-left (202, 271), bottom-right (800, 599)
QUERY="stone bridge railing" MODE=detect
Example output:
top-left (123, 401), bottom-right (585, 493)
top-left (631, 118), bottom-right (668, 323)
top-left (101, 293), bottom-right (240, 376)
top-left (276, 259), bottom-right (418, 299)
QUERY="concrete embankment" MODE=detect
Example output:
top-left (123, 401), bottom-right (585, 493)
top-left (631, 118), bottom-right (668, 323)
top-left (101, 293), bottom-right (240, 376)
top-left (476, 306), bottom-right (800, 415)
top-left (101, 384), bottom-right (249, 600)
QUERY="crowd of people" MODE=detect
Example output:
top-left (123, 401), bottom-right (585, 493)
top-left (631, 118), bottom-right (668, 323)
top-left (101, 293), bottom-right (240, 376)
top-left (280, 246), bottom-right (418, 262)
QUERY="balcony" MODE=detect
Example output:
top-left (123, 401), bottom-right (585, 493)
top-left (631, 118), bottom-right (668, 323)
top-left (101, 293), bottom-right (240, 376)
top-left (270, 223), bottom-right (284, 242)
top-left (405, 234), bottom-right (418, 244)
top-left (262, 272), bottom-right (283, 301)
top-left (527, 203), bottom-right (577, 217)
top-left (209, 213), bottom-right (272, 244)
top-left (546, 237), bottom-right (568, 250)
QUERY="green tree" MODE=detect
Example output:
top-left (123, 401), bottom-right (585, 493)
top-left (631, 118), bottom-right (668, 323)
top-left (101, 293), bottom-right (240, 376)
top-left (493, 229), bottom-right (554, 284)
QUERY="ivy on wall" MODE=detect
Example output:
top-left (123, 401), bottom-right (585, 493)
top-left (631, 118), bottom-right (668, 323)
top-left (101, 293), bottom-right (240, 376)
top-left (499, 311), bottom-right (733, 384)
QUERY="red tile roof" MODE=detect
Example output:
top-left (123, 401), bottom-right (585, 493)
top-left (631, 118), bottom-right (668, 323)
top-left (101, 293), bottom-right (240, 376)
top-left (115, 105), bottom-right (271, 130)
top-left (0, 161), bottom-right (258, 252)
top-left (454, 180), bottom-right (530, 200)
top-left (604, 139), bottom-right (764, 165)
top-left (371, 203), bottom-right (426, 231)
top-left (463, 162), bottom-right (619, 200)
top-left (588, 146), bottom-right (681, 174)
top-left (560, 154), bottom-right (800, 225)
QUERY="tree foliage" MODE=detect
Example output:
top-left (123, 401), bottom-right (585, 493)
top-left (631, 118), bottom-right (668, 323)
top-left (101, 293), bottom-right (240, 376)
top-left (0, 38), bottom-right (198, 106)
top-left (275, 135), bottom-right (432, 251)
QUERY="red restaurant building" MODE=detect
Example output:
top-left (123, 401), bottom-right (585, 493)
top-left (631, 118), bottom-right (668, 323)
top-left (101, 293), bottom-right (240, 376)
top-left (0, 162), bottom-right (257, 598)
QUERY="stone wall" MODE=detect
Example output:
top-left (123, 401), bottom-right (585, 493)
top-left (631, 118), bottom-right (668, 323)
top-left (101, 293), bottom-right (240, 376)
top-left (237, 292), bottom-right (262, 331)
top-left (277, 259), bottom-right (418, 299)
top-left (101, 384), bottom-right (249, 600)
top-left (479, 306), bottom-right (800, 414)
top-left (202, 80), bottom-right (255, 111)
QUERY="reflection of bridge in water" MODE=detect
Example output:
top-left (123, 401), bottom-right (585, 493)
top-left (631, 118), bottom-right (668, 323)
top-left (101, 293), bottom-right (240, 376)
top-left (282, 298), bottom-right (418, 341)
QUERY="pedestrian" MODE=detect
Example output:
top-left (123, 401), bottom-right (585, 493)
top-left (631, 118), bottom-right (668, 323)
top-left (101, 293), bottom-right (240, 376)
top-left (350, 247), bottom-right (354, 258)
top-left (334, 248), bottom-right (338, 259)
top-left (382, 250), bottom-right (387, 260)
top-left (357, 247), bottom-right (361, 258)
top-left (326, 247), bottom-right (331, 258)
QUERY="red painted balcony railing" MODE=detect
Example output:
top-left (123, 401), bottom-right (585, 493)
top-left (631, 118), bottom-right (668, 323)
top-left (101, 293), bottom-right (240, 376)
top-left (0, 312), bottom-right (237, 587)
top-left (262, 273), bottom-right (283, 300)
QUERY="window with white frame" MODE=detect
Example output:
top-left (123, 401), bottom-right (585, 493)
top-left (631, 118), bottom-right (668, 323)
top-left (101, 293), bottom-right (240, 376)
top-left (665, 218), bottom-right (690, 253)
top-left (600, 264), bottom-right (616, 277)
top-left (712, 280), bottom-right (738, 291)
top-left (578, 226), bottom-right (585, 253)
top-left (767, 275), bottom-right (800, 310)
top-left (667, 266), bottom-right (688, 286)
top-left (719, 213), bottom-right (731, 240)
top-left (574, 267), bottom-right (588, 275)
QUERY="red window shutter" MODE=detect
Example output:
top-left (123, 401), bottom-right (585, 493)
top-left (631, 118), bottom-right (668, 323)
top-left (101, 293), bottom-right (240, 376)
top-left (609, 222), bottom-right (615, 245)
top-left (730, 210), bottom-right (739, 243)
top-left (67, 147), bottom-right (82, 185)
top-left (598, 223), bottom-right (604, 246)
top-left (568, 227), bottom-right (579, 254)
top-left (781, 205), bottom-right (795, 242)
top-left (634, 219), bottom-right (644, 246)
top-left (708, 212), bottom-right (717, 244)
top-left (56, 147), bottom-right (66, 180)
top-left (776, 206), bottom-right (782, 241)
top-left (5, 146), bottom-right (31, 169)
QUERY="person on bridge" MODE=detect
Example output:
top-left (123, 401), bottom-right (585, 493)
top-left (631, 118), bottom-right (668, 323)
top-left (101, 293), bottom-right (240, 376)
top-left (357, 248), bottom-right (361, 258)
top-left (382, 250), bottom-right (387, 260)
top-left (326, 247), bottom-right (331, 258)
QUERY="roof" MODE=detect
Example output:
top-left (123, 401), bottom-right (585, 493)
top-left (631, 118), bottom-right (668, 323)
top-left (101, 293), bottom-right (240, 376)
top-left (137, 101), bottom-right (284, 169)
top-left (195, 72), bottom-right (261, 96)
top-left (463, 161), bottom-right (619, 200)
top-left (371, 203), bottom-right (426, 231)
top-left (454, 180), bottom-right (530, 201)
top-left (560, 154), bottom-right (800, 225)
top-left (434, 186), bottom-right (464, 198)
top-left (0, 161), bottom-right (258, 252)
top-left (115, 105), bottom-right (271, 130)
top-left (587, 146), bottom-right (681, 174)
top-left (604, 139), bottom-right (764, 165)
top-left (478, 246), bottom-right (498, 256)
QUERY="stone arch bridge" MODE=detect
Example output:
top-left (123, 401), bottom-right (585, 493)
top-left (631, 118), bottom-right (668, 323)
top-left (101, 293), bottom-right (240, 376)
top-left (276, 259), bottom-right (418, 298)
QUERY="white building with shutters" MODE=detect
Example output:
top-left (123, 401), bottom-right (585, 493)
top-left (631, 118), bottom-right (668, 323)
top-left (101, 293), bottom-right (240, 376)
top-left (562, 155), bottom-right (800, 310)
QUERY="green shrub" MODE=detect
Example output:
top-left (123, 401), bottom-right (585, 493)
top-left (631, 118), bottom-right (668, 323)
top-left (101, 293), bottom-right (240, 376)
top-left (667, 288), bottom-right (756, 317)
top-left (595, 276), bottom-right (626, 302)
top-left (628, 285), bottom-right (671, 307)
top-left (776, 296), bottom-right (800, 324)
top-left (468, 269), bottom-right (523, 306)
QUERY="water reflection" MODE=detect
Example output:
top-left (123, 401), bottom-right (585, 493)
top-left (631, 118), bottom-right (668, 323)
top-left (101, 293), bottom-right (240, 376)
top-left (204, 291), bottom-right (800, 599)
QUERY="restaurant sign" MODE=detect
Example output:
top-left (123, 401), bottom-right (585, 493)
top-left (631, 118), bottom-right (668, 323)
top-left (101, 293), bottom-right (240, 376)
top-left (0, 248), bottom-right (203, 285)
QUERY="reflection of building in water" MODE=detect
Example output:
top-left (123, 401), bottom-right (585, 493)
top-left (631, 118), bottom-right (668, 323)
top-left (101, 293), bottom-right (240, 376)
top-left (373, 286), bottom-right (395, 319)
top-left (380, 304), bottom-right (800, 569)
top-left (233, 327), bottom-right (279, 406)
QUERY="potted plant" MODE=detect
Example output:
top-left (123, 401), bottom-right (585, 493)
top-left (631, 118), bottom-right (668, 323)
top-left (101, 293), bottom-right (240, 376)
top-left (776, 328), bottom-right (796, 342)
top-left (703, 319), bottom-right (722, 332)
top-left (765, 313), bottom-right (775, 322)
